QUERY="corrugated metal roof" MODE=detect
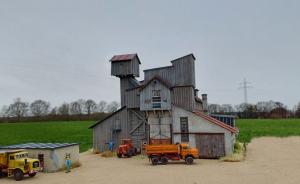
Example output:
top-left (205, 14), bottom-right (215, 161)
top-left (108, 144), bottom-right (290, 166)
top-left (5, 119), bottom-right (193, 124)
top-left (0, 143), bottom-right (78, 150)
top-left (110, 53), bottom-right (141, 63)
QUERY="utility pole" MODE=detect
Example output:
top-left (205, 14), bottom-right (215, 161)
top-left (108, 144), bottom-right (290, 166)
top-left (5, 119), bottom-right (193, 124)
top-left (238, 78), bottom-right (253, 104)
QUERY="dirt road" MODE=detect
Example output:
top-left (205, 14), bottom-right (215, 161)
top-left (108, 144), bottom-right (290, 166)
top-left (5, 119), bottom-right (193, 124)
top-left (2, 137), bottom-right (300, 184)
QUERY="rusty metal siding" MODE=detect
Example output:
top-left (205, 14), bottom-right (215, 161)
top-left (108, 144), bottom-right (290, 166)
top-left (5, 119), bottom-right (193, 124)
top-left (172, 86), bottom-right (195, 111)
top-left (126, 88), bottom-right (140, 108)
top-left (195, 133), bottom-right (225, 158)
top-left (140, 80), bottom-right (172, 111)
top-left (171, 55), bottom-right (195, 87)
top-left (93, 108), bottom-right (128, 152)
top-left (144, 66), bottom-right (175, 86)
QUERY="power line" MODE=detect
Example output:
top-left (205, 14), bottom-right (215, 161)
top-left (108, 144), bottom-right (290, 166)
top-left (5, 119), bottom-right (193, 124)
top-left (238, 78), bottom-right (253, 104)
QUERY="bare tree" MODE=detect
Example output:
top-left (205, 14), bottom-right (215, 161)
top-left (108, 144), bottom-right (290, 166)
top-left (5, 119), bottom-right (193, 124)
top-left (106, 101), bottom-right (120, 113)
top-left (30, 99), bottom-right (50, 117)
top-left (220, 104), bottom-right (234, 113)
top-left (98, 101), bottom-right (107, 112)
top-left (7, 98), bottom-right (29, 120)
top-left (84, 99), bottom-right (97, 115)
top-left (70, 99), bottom-right (85, 115)
top-left (49, 107), bottom-right (57, 115)
top-left (58, 103), bottom-right (70, 115)
top-left (295, 102), bottom-right (300, 118)
top-left (208, 104), bottom-right (222, 114)
top-left (0, 105), bottom-right (8, 117)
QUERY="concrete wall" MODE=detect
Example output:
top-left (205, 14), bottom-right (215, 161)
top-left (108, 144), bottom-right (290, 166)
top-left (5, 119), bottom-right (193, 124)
top-left (22, 145), bottom-right (79, 172)
top-left (172, 106), bottom-right (235, 155)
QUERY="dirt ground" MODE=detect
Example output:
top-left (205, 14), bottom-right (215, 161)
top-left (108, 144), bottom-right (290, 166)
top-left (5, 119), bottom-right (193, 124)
top-left (2, 137), bottom-right (300, 184)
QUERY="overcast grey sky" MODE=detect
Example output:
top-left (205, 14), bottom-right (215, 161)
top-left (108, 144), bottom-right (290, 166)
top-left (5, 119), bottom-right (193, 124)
top-left (0, 0), bottom-right (299, 108)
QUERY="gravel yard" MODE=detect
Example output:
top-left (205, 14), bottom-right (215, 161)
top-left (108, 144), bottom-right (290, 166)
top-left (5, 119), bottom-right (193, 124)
top-left (2, 137), bottom-right (300, 184)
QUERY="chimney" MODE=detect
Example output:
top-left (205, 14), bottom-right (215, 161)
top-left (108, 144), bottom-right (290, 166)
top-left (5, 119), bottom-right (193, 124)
top-left (202, 94), bottom-right (208, 113)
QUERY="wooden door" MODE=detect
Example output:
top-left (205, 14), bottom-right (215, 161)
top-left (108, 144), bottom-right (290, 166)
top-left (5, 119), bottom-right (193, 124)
top-left (196, 133), bottom-right (225, 159)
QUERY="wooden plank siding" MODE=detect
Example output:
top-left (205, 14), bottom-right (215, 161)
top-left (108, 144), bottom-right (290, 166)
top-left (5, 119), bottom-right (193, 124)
top-left (128, 109), bottom-right (147, 148)
top-left (92, 108), bottom-right (148, 152)
top-left (171, 55), bottom-right (195, 87)
top-left (120, 78), bottom-right (137, 107)
top-left (126, 88), bottom-right (140, 108)
top-left (144, 66), bottom-right (174, 86)
top-left (111, 57), bottom-right (140, 77)
top-left (92, 108), bottom-right (128, 152)
top-left (140, 79), bottom-right (172, 111)
top-left (172, 86), bottom-right (195, 111)
top-left (195, 133), bottom-right (225, 158)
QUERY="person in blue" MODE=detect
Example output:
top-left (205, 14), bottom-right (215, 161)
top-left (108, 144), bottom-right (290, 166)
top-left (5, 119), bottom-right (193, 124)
top-left (65, 154), bottom-right (71, 173)
top-left (108, 141), bottom-right (114, 151)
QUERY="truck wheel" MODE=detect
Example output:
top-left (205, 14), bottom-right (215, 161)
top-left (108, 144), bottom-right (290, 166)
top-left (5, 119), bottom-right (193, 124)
top-left (185, 157), bottom-right (194, 165)
top-left (151, 157), bottom-right (159, 165)
top-left (126, 151), bottom-right (132, 158)
top-left (29, 173), bottom-right (36, 177)
top-left (14, 169), bottom-right (24, 181)
top-left (134, 148), bottom-right (137, 155)
top-left (117, 153), bottom-right (122, 158)
top-left (160, 157), bottom-right (168, 165)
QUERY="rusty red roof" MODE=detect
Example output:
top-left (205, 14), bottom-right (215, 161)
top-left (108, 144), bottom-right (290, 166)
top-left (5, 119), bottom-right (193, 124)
top-left (193, 111), bottom-right (239, 134)
top-left (110, 53), bottom-right (141, 64)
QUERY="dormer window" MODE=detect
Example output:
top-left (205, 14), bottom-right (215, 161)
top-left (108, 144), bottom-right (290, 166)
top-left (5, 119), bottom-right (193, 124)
top-left (152, 90), bottom-right (161, 108)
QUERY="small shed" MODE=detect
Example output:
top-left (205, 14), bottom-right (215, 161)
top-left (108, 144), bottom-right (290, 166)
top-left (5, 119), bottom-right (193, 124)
top-left (0, 143), bottom-right (79, 172)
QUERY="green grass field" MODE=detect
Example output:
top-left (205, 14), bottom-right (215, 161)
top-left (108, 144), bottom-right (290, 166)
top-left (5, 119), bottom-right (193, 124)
top-left (0, 121), bottom-right (94, 152)
top-left (237, 119), bottom-right (300, 143)
top-left (1, 119), bottom-right (300, 153)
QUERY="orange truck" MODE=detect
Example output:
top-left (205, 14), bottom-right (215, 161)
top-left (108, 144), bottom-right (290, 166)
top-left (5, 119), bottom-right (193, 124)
top-left (145, 143), bottom-right (199, 165)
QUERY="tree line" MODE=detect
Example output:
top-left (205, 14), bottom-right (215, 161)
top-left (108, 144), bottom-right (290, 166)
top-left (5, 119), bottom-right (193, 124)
top-left (208, 101), bottom-right (300, 119)
top-left (0, 98), bottom-right (120, 123)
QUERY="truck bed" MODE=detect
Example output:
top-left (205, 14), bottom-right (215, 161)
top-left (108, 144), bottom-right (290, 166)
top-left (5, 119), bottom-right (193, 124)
top-left (145, 144), bottom-right (180, 155)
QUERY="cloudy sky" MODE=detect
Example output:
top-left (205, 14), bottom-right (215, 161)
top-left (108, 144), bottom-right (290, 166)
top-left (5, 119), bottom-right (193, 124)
top-left (0, 0), bottom-right (299, 108)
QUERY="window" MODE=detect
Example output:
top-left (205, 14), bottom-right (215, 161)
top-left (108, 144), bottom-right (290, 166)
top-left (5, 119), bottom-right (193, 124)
top-left (153, 90), bottom-right (161, 97)
top-left (152, 90), bottom-right (161, 109)
top-left (9, 156), bottom-right (15, 160)
top-left (180, 117), bottom-right (189, 142)
top-left (115, 119), bottom-right (121, 131)
top-left (152, 103), bottom-right (161, 108)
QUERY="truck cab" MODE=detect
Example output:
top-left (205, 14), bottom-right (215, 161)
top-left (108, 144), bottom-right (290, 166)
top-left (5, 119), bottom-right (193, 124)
top-left (179, 143), bottom-right (199, 159)
top-left (0, 150), bottom-right (40, 181)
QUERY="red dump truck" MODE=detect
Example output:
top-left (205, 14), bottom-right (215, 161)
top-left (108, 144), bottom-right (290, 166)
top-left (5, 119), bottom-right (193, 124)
top-left (145, 143), bottom-right (199, 165)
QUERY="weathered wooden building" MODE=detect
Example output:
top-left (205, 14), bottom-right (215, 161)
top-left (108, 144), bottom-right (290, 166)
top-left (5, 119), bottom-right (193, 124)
top-left (90, 53), bottom-right (238, 158)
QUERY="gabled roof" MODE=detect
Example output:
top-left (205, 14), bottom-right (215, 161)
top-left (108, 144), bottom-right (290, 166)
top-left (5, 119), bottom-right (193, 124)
top-left (193, 111), bottom-right (239, 134)
top-left (89, 106), bottom-right (126, 129)
top-left (139, 76), bottom-right (172, 91)
top-left (171, 53), bottom-right (195, 63)
top-left (110, 53), bottom-right (141, 64)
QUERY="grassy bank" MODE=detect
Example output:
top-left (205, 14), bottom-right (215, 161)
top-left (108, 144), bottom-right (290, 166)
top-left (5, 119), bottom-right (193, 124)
top-left (0, 121), bottom-right (94, 152)
top-left (236, 119), bottom-right (300, 143)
